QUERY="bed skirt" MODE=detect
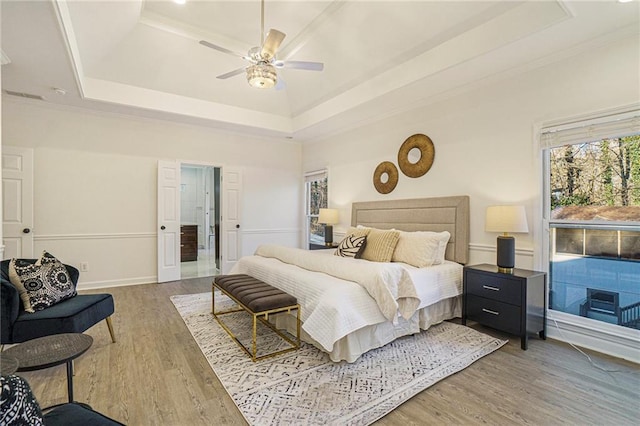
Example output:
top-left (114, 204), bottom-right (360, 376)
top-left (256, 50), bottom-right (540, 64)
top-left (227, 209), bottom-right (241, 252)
top-left (272, 295), bottom-right (462, 363)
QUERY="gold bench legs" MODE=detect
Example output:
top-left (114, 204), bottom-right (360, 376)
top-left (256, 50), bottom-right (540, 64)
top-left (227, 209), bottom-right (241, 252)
top-left (212, 283), bottom-right (300, 362)
top-left (105, 316), bottom-right (116, 343)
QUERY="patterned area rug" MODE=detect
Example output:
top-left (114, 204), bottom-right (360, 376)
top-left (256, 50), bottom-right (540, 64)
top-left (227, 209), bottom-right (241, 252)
top-left (171, 292), bottom-right (507, 426)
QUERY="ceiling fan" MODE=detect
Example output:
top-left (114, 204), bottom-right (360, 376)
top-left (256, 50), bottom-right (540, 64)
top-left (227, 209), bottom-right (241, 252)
top-left (199, 0), bottom-right (324, 89)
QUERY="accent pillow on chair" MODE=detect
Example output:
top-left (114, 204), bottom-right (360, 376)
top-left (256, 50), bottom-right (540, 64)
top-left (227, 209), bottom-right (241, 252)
top-left (8, 251), bottom-right (77, 312)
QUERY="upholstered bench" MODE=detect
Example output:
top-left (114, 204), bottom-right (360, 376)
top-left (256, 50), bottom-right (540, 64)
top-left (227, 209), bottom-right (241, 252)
top-left (212, 274), bottom-right (300, 361)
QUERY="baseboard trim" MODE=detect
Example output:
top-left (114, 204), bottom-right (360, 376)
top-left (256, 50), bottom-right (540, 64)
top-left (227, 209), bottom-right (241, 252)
top-left (546, 310), bottom-right (640, 363)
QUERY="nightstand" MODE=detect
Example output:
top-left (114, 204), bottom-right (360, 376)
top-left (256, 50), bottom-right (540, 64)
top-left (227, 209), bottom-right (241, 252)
top-left (462, 263), bottom-right (546, 350)
top-left (309, 243), bottom-right (338, 250)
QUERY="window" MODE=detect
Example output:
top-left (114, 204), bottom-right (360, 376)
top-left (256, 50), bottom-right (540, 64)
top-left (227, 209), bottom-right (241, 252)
top-left (304, 170), bottom-right (328, 246)
top-left (542, 110), bottom-right (640, 331)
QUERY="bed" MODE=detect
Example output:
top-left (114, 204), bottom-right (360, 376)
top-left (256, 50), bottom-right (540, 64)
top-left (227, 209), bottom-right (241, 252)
top-left (230, 196), bottom-right (470, 362)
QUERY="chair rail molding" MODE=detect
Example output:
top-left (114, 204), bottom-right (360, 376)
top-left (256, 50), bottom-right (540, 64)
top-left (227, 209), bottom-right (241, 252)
top-left (35, 232), bottom-right (156, 241)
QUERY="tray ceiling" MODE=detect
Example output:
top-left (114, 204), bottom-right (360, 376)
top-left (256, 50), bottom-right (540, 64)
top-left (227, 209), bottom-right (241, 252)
top-left (1, 0), bottom-right (638, 141)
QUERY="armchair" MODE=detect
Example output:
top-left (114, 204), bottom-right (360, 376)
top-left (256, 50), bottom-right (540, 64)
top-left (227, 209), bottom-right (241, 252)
top-left (1, 374), bottom-right (125, 425)
top-left (0, 259), bottom-right (116, 346)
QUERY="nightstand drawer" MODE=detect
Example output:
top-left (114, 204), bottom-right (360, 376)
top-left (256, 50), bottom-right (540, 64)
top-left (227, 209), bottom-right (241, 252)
top-left (466, 295), bottom-right (522, 335)
top-left (465, 271), bottom-right (522, 305)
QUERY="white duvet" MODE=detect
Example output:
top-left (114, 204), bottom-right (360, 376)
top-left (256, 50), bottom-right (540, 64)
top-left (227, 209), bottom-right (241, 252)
top-left (230, 245), bottom-right (462, 353)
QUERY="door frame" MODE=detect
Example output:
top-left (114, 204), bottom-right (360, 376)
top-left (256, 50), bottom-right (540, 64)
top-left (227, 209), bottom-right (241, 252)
top-left (2, 146), bottom-right (35, 259)
top-left (158, 159), bottom-right (232, 281)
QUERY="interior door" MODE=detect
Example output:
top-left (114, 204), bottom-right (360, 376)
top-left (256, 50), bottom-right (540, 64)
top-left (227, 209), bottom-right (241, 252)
top-left (221, 168), bottom-right (242, 274)
top-left (2, 146), bottom-right (34, 259)
top-left (157, 160), bottom-right (181, 282)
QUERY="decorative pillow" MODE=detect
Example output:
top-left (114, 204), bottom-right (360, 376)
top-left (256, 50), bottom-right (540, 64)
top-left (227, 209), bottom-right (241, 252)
top-left (392, 231), bottom-right (451, 267)
top-left (0, 375), bottom-right (44, 426)
top-left (334, 235), bottom-right (367, 258)
top-left (360, 228), bottom-right (400, 262)
top-left (8, 251), bottom-right (76, 313)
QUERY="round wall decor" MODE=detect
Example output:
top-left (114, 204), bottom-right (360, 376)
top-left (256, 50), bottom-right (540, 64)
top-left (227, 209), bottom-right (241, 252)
top-left (397, 133), bottom-right (435, 178)
top-left (373, 161), bottom-right (399, 194)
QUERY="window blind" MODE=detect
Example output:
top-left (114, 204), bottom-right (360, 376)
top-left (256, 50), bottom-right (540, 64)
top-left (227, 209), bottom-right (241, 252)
top-left (304, 169), bottom-right (327, 183)
top-left (540, 109), bottom-right (640, 149)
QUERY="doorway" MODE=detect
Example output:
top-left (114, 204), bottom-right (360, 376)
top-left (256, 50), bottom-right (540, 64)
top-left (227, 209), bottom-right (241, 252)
top-left (180, 164), bottom-right (221, 279)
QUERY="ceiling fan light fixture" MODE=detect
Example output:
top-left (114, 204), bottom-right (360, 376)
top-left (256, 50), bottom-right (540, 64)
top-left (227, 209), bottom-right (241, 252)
top-left (247, 63), bottom-right (277, 89)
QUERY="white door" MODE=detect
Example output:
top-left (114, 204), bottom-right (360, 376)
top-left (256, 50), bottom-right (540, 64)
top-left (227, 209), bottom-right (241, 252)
top-left (221, 168), bottom-right (242, 274)
top-left (157, 160), bottom-right (181, 283)
top-left (2, 146), bottom-right (34, 259)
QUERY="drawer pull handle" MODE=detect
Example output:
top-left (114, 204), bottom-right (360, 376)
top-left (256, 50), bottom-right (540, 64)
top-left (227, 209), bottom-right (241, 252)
top-left (180, 244), bottom-right (184, 247)
top-left (482, 308), bottom-right (499, 316)
top-left (483, 285), bottom-right (500, 291)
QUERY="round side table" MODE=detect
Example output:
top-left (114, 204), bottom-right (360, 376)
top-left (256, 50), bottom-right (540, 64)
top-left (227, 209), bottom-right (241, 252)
top-left (0, 354), bottom-right (19, 375)
top-left (3, 333), bottom-right (93, 403)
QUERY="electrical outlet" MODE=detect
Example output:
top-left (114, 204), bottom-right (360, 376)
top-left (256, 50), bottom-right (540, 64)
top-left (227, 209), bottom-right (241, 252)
top-left (80, 262), bottom-right (89, 272)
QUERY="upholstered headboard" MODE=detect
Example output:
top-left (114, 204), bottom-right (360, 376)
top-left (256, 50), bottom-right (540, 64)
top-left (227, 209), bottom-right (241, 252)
top-left (351, 196), bottom-right (470, 264)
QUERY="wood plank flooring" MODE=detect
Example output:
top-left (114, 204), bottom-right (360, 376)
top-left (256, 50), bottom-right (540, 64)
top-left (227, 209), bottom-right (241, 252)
top-left (12, 278), bottom-right (640, 425)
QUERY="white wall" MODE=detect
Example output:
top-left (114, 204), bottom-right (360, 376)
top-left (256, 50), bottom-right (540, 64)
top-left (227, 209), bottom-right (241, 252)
top-left (2, 101), bottom-right (302, 289)
top-left (303, 35), bottom-right (640, 270)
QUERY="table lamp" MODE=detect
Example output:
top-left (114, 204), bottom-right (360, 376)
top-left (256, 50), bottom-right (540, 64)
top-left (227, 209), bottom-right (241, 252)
top-left (318, 208), bottom-right (339, 246)
top-left (485, 205), bottom-right (529, 273)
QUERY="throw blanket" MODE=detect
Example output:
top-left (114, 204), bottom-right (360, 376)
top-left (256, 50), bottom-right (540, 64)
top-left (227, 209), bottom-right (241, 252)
top-left (254, 245), bottom-right (420, 322)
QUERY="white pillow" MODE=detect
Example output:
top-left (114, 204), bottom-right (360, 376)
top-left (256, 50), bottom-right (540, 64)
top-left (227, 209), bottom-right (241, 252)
top-left (392, 231), bottom-right (451, 267)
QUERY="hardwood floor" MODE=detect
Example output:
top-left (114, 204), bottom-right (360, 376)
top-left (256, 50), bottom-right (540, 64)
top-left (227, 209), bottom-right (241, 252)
top-left (14, 279), bottom-right (640, 425)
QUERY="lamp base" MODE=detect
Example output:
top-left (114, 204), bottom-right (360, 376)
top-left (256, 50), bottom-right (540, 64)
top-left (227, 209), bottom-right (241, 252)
top-left (496, 235), bottom-right (515, 273)
top-left (324, 225), bottom-right (334, 246)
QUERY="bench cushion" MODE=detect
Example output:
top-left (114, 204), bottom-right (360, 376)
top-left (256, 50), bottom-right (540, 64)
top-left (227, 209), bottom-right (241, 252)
top-left (214, 274), bottom-right (297, 313)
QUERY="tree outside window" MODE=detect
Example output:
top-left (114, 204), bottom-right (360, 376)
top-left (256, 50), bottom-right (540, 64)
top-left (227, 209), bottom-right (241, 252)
top-left (548, 134), bottom-right (640, 330)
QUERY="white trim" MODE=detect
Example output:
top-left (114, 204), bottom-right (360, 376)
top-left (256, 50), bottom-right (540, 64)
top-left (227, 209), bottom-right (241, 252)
top-left (35, 232), bottom-right (155, 241)
top-left (546, 310), bottom-right (640, 363)
top-left (78, 276), bottom-right (157, 291)
top-left (241, 228), bottom-right (299, 235)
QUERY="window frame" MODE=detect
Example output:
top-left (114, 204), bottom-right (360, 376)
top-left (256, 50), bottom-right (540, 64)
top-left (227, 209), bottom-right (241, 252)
top-left (303, 169), bottom-right (328, 248)
top-left (539, 107), bottom-right (640, 359)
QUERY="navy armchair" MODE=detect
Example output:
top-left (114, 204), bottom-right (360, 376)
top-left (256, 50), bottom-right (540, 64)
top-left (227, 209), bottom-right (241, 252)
top-left (1, 374), bottom-right (125, 425)
top-left (0, 259), bottom-right (116, 346)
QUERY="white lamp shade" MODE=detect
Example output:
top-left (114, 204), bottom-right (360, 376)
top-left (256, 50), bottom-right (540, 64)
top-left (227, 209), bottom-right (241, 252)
top-left (485, 205), bottom-right (529, 234)
top-left (318, 208), bottom-right (339, 225)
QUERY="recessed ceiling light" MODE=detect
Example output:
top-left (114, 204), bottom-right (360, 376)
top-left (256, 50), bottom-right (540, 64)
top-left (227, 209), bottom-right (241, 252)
top-left (173, 0), bottom-right (186, 5)
top-left (618, 0), bottom-right (633, 3)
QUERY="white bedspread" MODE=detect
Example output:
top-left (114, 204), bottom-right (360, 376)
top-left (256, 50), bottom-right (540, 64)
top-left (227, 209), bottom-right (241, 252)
top-left (254, 245), bottom-right (419, 322)
top-left (230, 246), bottom-right (462, 353)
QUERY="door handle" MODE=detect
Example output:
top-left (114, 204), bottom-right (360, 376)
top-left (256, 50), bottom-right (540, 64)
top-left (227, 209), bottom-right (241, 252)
top-left (160, 226), bottom-right (166, 230)
top-left (22, 228), bottom-right (31, 234)
top-left (236, 224), bottom-right (240, 229)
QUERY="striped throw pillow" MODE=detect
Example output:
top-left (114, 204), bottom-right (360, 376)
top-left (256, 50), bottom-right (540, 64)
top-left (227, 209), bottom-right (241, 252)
top-left (360, 229), bottom-right (400, 262)
top-left (334, 235), bottom-right (367, 258)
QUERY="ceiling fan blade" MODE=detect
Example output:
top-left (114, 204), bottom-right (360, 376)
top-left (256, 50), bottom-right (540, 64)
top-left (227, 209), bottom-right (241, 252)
top-left (261, 29), bottom-right (286, 60)
top-left (199, 40), bottom-right (246, 59)
top-left (216, 67), bottom-right (246, 79)
top-left (277, 60), bottom-right (324, 71)
top-left (275, 76), bottom-right (286, 91)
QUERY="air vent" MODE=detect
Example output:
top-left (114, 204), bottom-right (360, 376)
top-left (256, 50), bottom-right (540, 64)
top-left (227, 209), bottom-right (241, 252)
top-left (4, 90), bottom-right (45, 101)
